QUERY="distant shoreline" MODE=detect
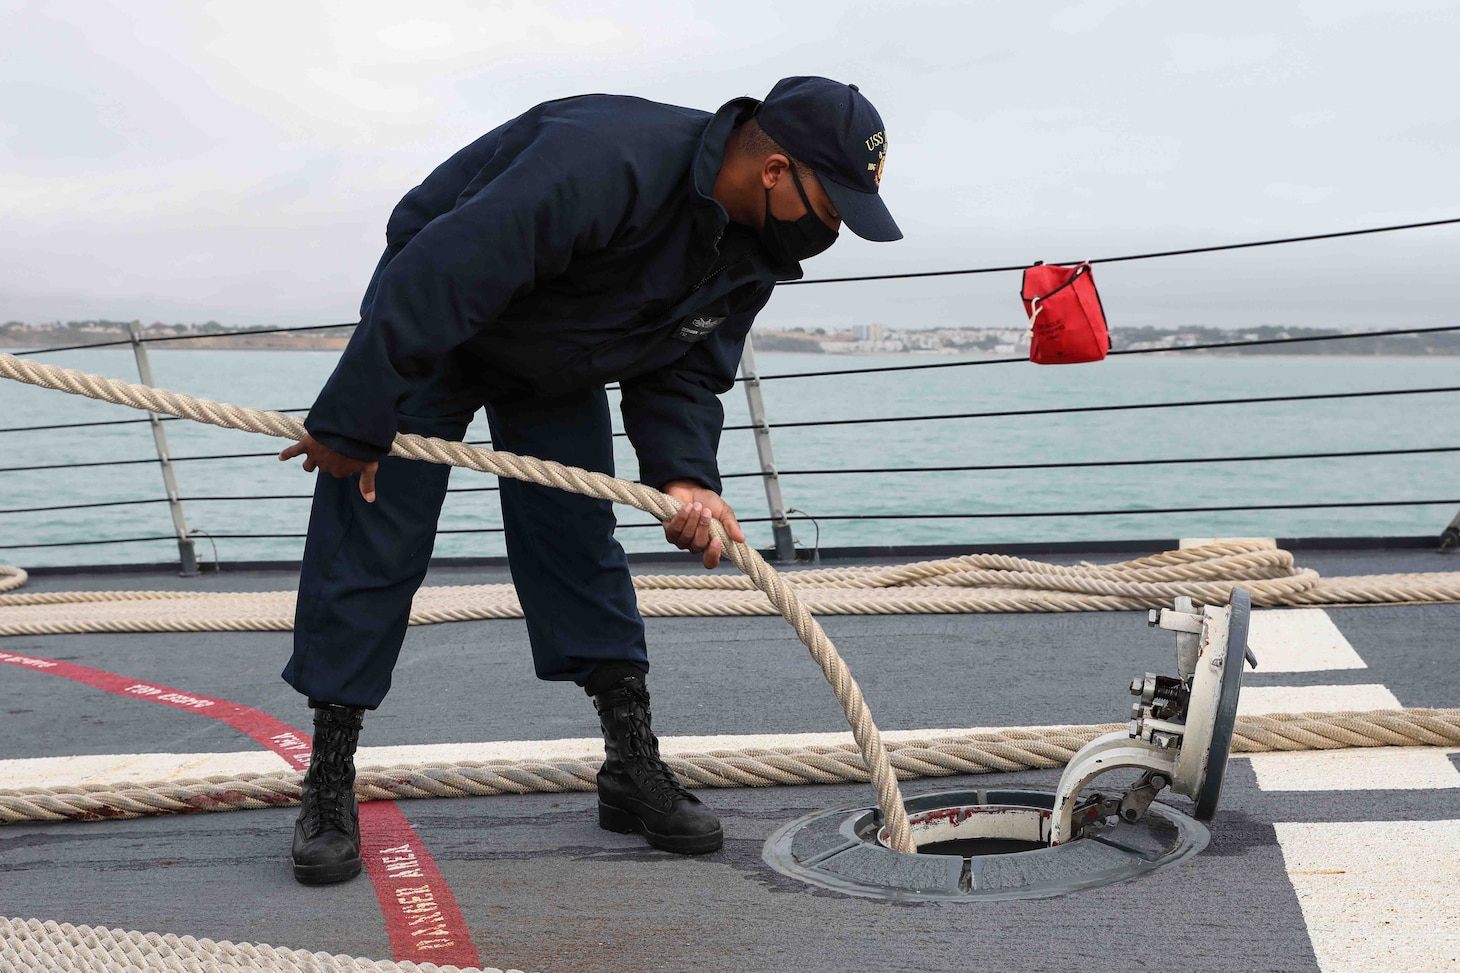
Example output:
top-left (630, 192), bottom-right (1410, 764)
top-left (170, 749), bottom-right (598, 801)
top-left (4, 323), bottom-right (1458, 355)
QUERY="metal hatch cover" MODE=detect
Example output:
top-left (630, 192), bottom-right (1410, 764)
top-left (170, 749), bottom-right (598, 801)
top-left (1195, 587), bottom-right (1250, 820)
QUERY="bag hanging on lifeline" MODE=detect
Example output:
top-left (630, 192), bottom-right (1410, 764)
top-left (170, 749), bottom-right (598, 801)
top-left (1020, 261), bottom-right (1111, 364)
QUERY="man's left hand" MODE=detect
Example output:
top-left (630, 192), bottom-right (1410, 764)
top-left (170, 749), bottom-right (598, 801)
top-left (661, 480), bottom-right (745, 569)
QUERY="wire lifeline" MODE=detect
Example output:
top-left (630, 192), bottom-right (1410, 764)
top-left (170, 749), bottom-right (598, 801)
top-left (7, 211), bottom-right (1457, 365)
top-left (0, 445), bottom-right (486, 473)
top-left (734, 499), bottom-right (1460, 521)
top-left (0, 407), bottom-right (313, 436)
top-left (0, 352), bottom-right (918, 855)
top-left (10, 438), bottom-right (1458, 482)
top-left (8, 504), bottom-right (1460, 552)
top-left (0, 489), bottom-right (500, 519)
top-left (4, 214), bottom-right (1453, 357)
top-left (0, 446), bottom-right (390, 470)
top-left (0, 497), bottom-right (175, 517)
top-left (6, 446), bottom-right (1458, 521)
top-left (751, 324), bottom-right (1460, 382)
top-left (720, 444), bottom-right (1460, 477)
top-left (13, 322), bottom-right (356, 358)
top-left (13, 503), bottom-right (1460, 553)
top-left (28, 379), bottom-right (1373, 457)
top-left (7, 321), bottom-right (1458, 395)
top-left (781, 215), bottom-right (1460, 285)
top-left (717, 384), bottom-right (1460, 433)
top-left (0, 522), bottom-right (700, 551)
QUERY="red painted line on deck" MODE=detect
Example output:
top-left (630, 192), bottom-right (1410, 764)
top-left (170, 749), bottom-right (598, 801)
top-left (0, 649), bottom-right (309, 761)
top-left (358, 804), bottom-right (479, 961)
top-left (1, 649), bottom-right (481, 968)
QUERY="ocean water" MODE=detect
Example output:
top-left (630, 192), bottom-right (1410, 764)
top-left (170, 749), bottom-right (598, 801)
top-left (1, 347), bottom-right (1457, 568)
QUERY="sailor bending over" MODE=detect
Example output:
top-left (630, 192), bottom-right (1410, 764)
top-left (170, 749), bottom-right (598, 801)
top-left (278, 75), bottom-right (901, 885)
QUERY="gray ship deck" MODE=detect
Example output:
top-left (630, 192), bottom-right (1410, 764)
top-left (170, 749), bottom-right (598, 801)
top-left (2, 545), bottom-right (1457, 972)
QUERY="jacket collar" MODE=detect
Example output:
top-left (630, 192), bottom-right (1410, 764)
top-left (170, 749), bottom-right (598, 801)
top-left (691, 97), bottom-right (804, 284)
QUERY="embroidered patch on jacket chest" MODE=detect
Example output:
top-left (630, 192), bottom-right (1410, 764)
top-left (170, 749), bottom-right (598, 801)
top-left (674, 316), bottom-right (726, 342)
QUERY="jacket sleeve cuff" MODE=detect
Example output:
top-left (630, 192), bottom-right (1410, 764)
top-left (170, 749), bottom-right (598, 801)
top-left (304, 422), bottom-right (391, 463)
top-left (637, 456), bottom-right (722, 496)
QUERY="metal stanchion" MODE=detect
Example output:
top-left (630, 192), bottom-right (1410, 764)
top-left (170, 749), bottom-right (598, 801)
top-left (739, 335), bottom-right (796, 561)
top-left (128, 322), bottom-right (199, 576)
top-left (1440, 508), bottom-right (1460, 553)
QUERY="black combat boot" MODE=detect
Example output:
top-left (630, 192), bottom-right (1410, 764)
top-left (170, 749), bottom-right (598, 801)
top-left (592, 672), bottom-right (723, 854)
top-left (291, 702), bottom-right (365, 885)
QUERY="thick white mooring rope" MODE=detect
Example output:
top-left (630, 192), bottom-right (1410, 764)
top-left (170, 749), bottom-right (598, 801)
top-left (5, 543), bottom-right (1460, 638)
top-left (0, 353), bottom-right (916, 852)
top-left (0, 565), bottom-right (24, 595)
top-left (0, 915), bottom-right (523, 973)
top-left (3, 708), bottom-right (1457, 825)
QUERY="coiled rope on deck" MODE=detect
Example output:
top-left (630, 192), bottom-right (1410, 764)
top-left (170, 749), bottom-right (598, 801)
top-left (0, 915), bottom-right (523, 973)
top-left (2, 708), bottom-right (1457, 825)
top-left (5, 543), bottom-right (1460, 638)
top-left (0, 566), bottom-right (24, 595)
top-left (0, 352), bottom-right (918, 853)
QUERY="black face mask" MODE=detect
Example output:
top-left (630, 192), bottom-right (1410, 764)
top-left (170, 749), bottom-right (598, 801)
top-left (760, 165), bottom-right (839, 264)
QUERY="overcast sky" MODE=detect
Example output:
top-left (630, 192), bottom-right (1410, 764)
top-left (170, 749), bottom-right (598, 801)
top-left (2, 0), bottom-right (1457, 331)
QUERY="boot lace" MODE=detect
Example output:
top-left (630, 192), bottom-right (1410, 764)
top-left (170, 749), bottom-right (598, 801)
top-left (302, 719), bottom-right (358, 837)
top-left (619, 685), bottom-right (693, 806)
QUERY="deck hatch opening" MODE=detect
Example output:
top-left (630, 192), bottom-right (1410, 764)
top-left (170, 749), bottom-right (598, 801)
top-left (880, 803), bottom-right (1053, 857)
top-left (763, 788), bottom-right (1208, 902)
top-left (922, 836), bottom-right (1047, 856)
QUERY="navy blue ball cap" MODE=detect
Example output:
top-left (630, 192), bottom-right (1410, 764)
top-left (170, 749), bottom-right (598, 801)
top-left (755, 76), bottom-right (902, 242)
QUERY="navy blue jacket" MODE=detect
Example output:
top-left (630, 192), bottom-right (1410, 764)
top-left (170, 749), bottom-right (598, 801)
top-left (305, 94), bottom-right (800, 493)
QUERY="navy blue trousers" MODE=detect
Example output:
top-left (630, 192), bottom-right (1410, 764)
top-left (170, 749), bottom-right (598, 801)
top-left (281, 356), bottom-right (648, 709)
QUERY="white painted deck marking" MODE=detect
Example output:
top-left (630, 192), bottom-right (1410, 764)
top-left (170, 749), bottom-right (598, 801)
top-left (1249, 746), bottom-right (1460, 792)
top-left (1246, 609), bottom-right (1368, 673)
top-left (1234, 604), bottom-right (1460, 968)
top-left (1275, 820), bottom-right (1460, 972)
top-left (0, 750), bottom-right (291, 788)
top-left (1239, 684), bottom-right (1402, 716)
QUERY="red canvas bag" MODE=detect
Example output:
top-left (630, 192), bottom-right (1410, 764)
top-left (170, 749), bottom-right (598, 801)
top-left (1020, 261), bottom-right (1111, 364)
